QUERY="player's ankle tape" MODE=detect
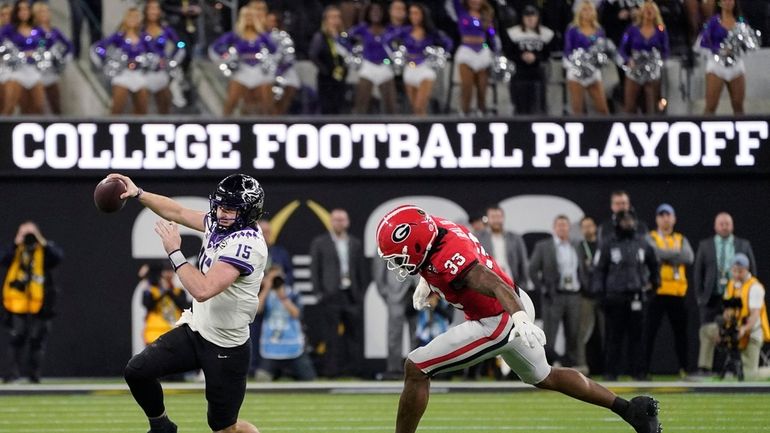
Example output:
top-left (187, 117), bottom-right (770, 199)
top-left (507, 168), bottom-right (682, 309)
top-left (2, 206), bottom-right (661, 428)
top-left (168, 250), bottom-right (188, 271)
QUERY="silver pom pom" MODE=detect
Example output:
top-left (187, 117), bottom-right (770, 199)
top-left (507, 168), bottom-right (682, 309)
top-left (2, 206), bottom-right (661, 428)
top-left (623, 48), bottom-right (664, 83)
top-left (491, 54), bottom-right (514, 83)
top-left (424, 46), bottom-right (449, 71)
top-left (389, 44), bottom-right (407, 74)
top-left (715, 22), bottom-right (761, 67)
top-left (217, 46), bottom-right (240, 78)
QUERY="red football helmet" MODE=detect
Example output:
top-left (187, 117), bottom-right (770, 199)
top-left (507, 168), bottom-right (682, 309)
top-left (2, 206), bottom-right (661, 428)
top-left (376, 205), bottom-right (438, 280)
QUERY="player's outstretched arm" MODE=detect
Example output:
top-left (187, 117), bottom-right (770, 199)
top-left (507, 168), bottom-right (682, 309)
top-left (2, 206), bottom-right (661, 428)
top-left (108, 173), bottom-right (206, 232)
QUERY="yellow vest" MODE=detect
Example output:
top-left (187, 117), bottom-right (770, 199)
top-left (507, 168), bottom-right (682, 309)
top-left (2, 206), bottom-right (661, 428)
top-left (2, 245), bottom-right (45, 314)
top-left (143, 285), bottom-right (183, 344)
top-left (725, 276), bottom-right (770, 342)
top-left (650, 231), bottom-right (688, 297)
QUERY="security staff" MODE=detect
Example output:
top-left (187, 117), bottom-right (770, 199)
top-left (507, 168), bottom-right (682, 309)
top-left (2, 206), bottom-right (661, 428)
top-left (592, 209), bottom-right (659, 381)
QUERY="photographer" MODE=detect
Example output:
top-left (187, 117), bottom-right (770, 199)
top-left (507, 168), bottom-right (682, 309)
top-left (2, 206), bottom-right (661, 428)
top-left (1, 221), bottom-right (63, 383)
top-left (716, 254), bottom-right (770, 379)
top-left (592, 209), bottom-right (659, 381)
top-left (255, 266), bottom-right (316, 381)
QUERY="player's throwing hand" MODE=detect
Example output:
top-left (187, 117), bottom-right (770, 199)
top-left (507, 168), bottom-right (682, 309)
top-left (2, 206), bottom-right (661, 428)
top-left (107, 173), bottom-right (142, 199)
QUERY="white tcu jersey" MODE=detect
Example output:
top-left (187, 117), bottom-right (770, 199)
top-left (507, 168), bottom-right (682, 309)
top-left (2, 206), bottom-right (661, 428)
top-left (188, 216), bottom-right (267, 347)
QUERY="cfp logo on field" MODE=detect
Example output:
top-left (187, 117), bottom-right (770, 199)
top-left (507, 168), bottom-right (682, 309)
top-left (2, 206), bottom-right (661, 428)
top-left (391, 224), bottom-right (411, 243)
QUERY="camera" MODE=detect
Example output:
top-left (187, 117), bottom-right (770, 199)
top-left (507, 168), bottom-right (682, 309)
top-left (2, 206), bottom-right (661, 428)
top-left (271, 275), bottom-right (285, 290)
top-left (23, 233), bottom-right (37, 247)
top-left (716, 297), bottom-right (745, 380)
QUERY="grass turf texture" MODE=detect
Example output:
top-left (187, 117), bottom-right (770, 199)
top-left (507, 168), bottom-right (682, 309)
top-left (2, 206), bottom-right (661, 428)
top-left (1, 391), bottom-right (768, 432)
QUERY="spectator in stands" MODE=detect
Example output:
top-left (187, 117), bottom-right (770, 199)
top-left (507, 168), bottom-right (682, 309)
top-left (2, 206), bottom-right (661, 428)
top-left (451, 0), bottom-right (496, 116)
top-left (143, 0), bottom-right (185, 115)
top-left (506, 4), bottom-right (554, 114)
top-left (721, 253), bottom-right (770, 379)
top-left (32, 2), bottom-right (73, 115)
top-left (529, 215), bottom-right (585, 367)
top-left (389, 0), bottom-right (408, 35)
top-left (700, 0), bottom-right (751, 115)
top-left (161, 0), bottom-right (202, 107)
top-left (0, 2), bottom-right (10, 113)
top-left (693, 212), bottom-right (756, 375)
top-left (592, 209), bottom-right (658, 381)
top-left (384, 3), bottom-right (453, 115)
top-left (91, 7), bottom-right (150, 115)
top-left (309, 208), bottom-right (370, 377)
top-left (309, 5), bottom-right (348, 114)
top-left (266, 11), bottom-right (301, 116)
top-left (348, 2), bottom-right (398, 114)
top-left (67, 0), bottom-right (101, 59)
top-left (1, 221), bottom-right (63, 383)
top-left (1, 0), bottom-right (45, 115)
top-left (259, 220), bottom-right (294, 287)
top-left (373, 249), bottom-right (418, 380)
top-left (209, 5), bottom-right (276, 116)
top-left (564, 0), bottom-right (610, 115)
top-left (618, 1), bottom-right (669, 114)
top-left (476, 206), bottom-right (530, 286)
top-left (255, 266), bottom-right (316, 381)
top-left (576, 216), bottom-right (602, 375)
top-left (597, 190), bottom-right (648, 245)
top-left (599, 0), bottom-right (641, 107)
top-left (139, 262), bottom-right (189, 346)
top-left (645, 204), bottom-right (693, 377)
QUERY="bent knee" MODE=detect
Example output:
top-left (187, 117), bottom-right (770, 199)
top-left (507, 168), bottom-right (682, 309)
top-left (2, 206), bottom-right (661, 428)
top-left (124, 353), bottom-right (149, 382)
top-left (403, 359), bottom-right (428, 381)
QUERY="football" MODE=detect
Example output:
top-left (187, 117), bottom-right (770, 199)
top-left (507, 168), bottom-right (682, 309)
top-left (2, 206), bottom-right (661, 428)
top-left (94, 177), bottom-right (127, 213)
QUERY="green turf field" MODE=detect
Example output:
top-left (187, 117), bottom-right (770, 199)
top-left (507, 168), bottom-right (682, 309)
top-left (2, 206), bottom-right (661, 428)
top-left (1, 391), bottom-right (768, 432)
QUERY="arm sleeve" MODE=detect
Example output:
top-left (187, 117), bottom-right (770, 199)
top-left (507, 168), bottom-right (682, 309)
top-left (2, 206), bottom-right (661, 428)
top-left (0, 244), bottom-right (16, 266)
top-left (528, 243), bottom-right (543, 291)
top-left (309, 237), bottom-right (323, 297)
top-left (660, 28), bottom-right (670, 59)
top-left (438, 30), bottom-right (454, 52)
top-left (54, 28), bottom-right (74, 57)
top-left (745, 242), bottom-right (757, 275)
top-left (217, 236), bottom-right (259, 276)
top-left (564, 26), bottom-right (575, 55)
top-left (692, 241), bottom-right (706, 302)
top-left (645, 243), bottom-right (660, 289)
top-left (618, 28), bottom-right (632, 63)
top-left (748, 284), bottom-right (765, 310)
top-left (591, 243), bottom-right (609, 296)
top-left (308, 32), bottom-right (332, 75)
top-left (209, 32), bottom-right (234, 58)
top-left (44, 242), bottom-right (64, 268)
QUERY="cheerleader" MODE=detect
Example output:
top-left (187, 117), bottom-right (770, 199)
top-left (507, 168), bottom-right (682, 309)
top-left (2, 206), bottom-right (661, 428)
top-left (0, 2), bottom-right (12, 113)
top-left (32, 2), bottom-right (72, 115)
top-left (143, 0), bottom-right (185, 114)
top-left (389, 0), bottom-right (408, 31)
top-left (91, 7), bottom-right (150, 115)
top-left (347, 2), bottom-right (397, 115)
top-left (1, 0), bottom-right (45, 115)
top-left (700, 0), bottom-right (749, 115)
top-left (564, 0), bottom-right (610, 115)
top-left (506, 5), bottom-right (554, 115)
top-left (384, 3), bottom-right (452, 116)
top-left (452, 0), bottom-right (497, 116)
top-left (210, 5), bottom-right (276, 116)
top-left (618, 1), bottom-right (669, 115)
top-left (267, 12), bottom-right (300, 116)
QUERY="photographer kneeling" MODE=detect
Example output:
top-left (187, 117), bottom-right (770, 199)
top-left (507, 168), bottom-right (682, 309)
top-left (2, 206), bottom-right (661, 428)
top-left (255, 266), bottom-right (316, 381)
top-left (714, 254), bottom-right (770, 379)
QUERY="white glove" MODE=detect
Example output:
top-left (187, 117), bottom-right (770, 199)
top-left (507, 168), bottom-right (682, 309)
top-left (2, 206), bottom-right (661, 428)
top-left (510, 311), bottom-right (546, 348)
top-left (413, 277), bottom-right (432, 310)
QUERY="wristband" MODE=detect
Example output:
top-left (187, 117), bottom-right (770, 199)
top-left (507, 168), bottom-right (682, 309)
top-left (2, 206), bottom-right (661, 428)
top-left (135, 188), bottom-right (144, 199)
top-left (168, 249), bottom-right (188, 271)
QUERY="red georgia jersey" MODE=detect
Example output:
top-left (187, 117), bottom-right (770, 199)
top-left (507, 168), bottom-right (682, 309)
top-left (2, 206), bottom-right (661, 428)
top-left (420, 218), bottom-right (518, 321)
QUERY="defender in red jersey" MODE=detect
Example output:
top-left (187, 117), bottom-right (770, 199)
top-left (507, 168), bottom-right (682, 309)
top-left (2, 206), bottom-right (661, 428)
top-left (376, 205), bottom-right (662, 433)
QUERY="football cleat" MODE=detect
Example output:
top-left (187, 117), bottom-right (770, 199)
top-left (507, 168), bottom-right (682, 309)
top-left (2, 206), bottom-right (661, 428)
top-left (623, 396), bottom-right (662, 433)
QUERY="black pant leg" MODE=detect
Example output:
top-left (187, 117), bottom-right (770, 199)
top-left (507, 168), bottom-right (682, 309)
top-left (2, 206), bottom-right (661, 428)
top-left (198, 336), bottom-right (250, 431)
top-left (603, 297), bottom-right (627, 377)
top-left (124, 325), bottom-right (200, 418)
top-left (341, 295), bottom-right (364, 377)
top-left (6, 314), bottom-right (28, 379)
top-left (628, 306), bottom-right (645, 377)
top-left (318, 295), bottom-right (344, 377)
top-left (26, 316), bottom-right (51, 381)
top-left (645, 295), bottom-right (665, 372)
top-left (667, 296), bottom-right (689, 371)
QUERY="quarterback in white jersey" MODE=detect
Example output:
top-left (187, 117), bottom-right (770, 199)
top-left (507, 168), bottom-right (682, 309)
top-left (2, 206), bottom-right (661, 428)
top-left (108, 173), bottom-right (264, 433)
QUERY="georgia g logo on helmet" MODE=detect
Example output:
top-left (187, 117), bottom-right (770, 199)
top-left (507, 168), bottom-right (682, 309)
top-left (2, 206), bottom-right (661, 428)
top-left (391, 223), bottom-right (411, 243)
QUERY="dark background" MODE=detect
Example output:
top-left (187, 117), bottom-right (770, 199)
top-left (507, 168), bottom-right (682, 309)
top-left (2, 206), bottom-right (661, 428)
top-left (1, 117), bottom-right (769, 377)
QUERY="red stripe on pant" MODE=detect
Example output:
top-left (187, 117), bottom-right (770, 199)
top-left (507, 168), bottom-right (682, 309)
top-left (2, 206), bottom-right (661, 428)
top-left (415, 313), bottom-right (510, 370)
